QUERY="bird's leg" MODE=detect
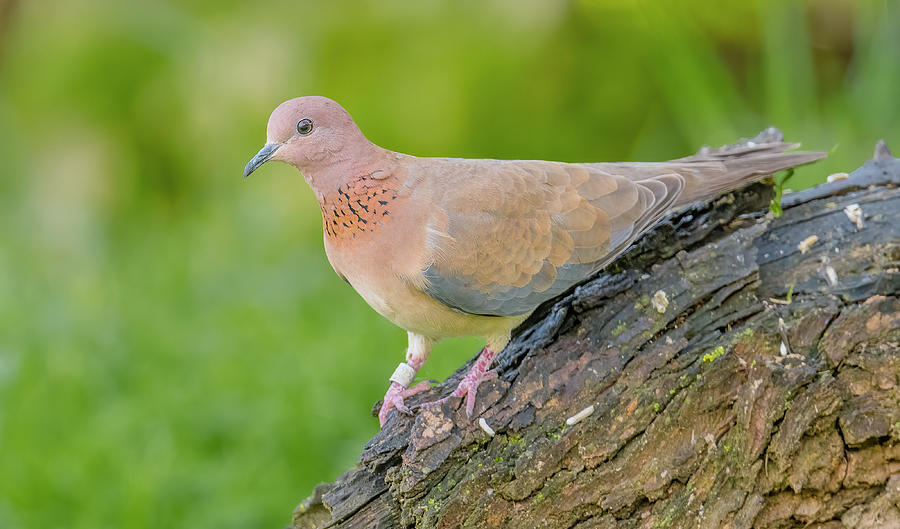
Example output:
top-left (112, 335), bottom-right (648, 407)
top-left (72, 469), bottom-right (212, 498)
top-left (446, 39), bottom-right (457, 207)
top-left (434, 334), bottom-right (509, 419)
top-left (378, 332), bottom-right (435, 427)
top-left (442, 346), bottom-right (497, 418)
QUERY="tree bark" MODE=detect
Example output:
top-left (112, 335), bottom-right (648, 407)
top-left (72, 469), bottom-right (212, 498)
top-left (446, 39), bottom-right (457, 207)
top-left (292, 138), bottom-right (900, 529)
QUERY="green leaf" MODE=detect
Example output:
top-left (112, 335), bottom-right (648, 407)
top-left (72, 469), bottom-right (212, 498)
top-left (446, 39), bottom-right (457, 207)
top-left (769, 168), bottom-right (794, 218)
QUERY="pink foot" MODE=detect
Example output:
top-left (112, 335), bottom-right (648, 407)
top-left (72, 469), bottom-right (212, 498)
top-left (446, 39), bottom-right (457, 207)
top-left (378, 381), bottom-right (432, 426)
top-left (434, 347), bottom-right (498, 418)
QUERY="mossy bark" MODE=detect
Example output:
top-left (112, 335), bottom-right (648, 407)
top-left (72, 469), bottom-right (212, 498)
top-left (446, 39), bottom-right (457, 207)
top-left (293, 141), bottom-right (900, 529)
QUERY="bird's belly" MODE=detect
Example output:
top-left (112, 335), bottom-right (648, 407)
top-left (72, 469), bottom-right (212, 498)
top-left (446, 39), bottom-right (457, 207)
top-left (362, 276), bottom-right (505, 336)
top-left (332, 256), bottom-right (524, 340)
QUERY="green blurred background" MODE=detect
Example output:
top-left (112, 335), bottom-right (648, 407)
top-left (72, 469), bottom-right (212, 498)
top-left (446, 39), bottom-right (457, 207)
top-left (0, 0), bottom-right (896, 527)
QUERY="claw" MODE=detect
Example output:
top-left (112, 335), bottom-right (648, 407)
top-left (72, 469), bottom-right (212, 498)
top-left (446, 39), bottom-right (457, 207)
top-left (423, 347), bottom-right (498, 419)
top-left (455, 368), bottom-right (498, 417)
top-left (378, 381), bottom-right (432, 426)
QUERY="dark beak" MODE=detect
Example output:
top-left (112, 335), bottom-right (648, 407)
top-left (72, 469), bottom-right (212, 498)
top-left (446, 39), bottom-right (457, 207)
top-left (243, 143), bottom-right (281, 177)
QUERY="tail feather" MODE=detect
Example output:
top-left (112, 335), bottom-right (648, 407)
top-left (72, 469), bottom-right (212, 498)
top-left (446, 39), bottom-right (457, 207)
top-left (588, 127), bottom-right (826, 207)
top-left (673, 127), bottom-right (827, 205)
top-left (674, 149), bottom-right (827, 206)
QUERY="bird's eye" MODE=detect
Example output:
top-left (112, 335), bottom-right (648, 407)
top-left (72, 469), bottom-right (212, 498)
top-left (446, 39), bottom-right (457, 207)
top-left (296, 118), bottom-right (314, 136)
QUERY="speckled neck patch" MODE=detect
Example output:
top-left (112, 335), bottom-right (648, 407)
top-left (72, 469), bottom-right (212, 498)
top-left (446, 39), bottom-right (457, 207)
top-left (319, 174), bottom-right (400, 241)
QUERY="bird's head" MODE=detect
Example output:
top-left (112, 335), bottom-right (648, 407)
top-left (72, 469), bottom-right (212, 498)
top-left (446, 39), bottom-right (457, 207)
top-left (244, 96), bottom-right (375, 186)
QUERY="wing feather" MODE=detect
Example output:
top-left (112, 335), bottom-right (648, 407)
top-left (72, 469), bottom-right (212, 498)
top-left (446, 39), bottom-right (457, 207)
top-left (421, 161), bottom-right (683, 316)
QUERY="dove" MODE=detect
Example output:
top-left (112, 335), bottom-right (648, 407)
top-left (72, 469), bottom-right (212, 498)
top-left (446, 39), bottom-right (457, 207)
top-left (244, 96), bottom-right (825, 427)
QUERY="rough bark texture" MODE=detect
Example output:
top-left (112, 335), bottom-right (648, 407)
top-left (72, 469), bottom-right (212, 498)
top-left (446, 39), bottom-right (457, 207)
top-left (292, 139), bottom-right (900, 529)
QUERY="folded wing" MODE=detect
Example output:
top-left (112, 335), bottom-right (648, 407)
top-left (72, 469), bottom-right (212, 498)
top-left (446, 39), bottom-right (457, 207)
top-left (421, 161), bottom-right (683, 316)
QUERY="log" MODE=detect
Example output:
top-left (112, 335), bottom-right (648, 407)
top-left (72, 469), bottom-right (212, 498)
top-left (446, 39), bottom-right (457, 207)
top-left (292, 137), bottom-right (900, 529)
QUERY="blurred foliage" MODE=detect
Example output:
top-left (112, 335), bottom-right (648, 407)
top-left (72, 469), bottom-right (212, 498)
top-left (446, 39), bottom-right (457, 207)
top-left (0, 0), bottom-right (897, 528)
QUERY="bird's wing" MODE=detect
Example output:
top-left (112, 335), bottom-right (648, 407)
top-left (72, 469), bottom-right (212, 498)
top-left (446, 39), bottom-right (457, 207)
top-left (420, 160), bottom-right (683, 316)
